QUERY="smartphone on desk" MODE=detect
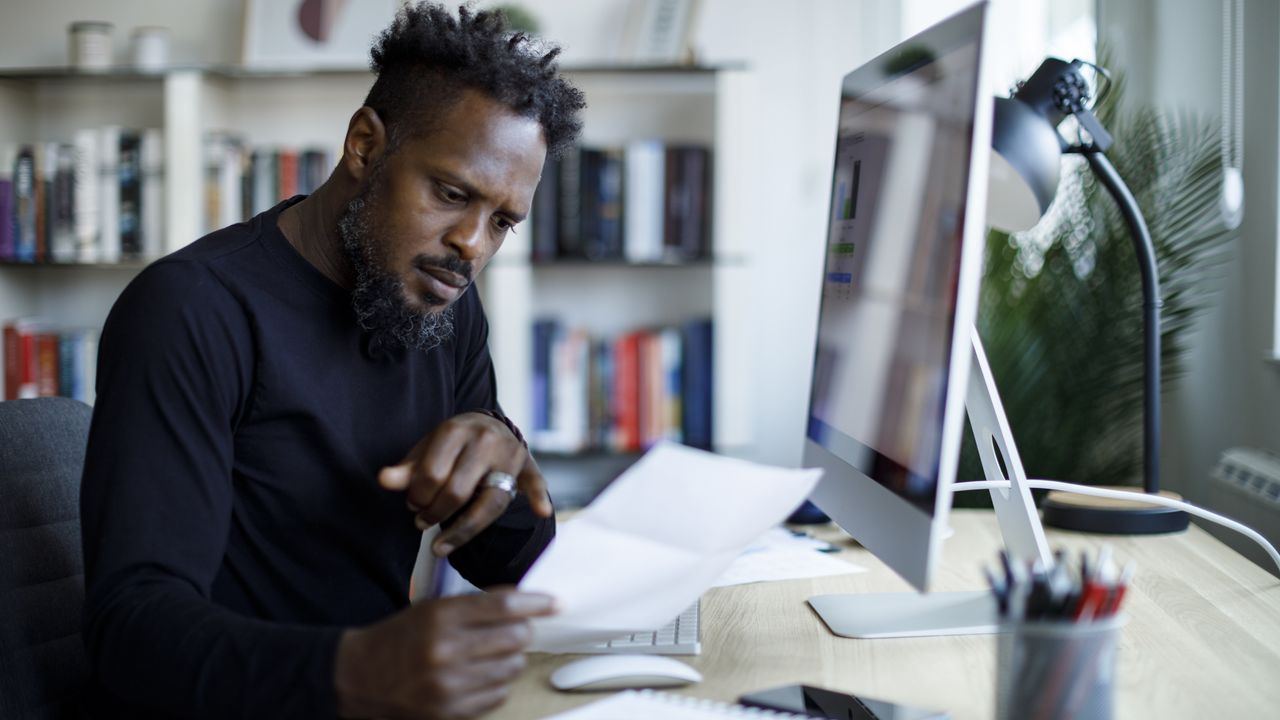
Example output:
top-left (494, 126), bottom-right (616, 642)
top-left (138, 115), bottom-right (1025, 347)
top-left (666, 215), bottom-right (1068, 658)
top-left (739, 684), bottom-right (948, 720)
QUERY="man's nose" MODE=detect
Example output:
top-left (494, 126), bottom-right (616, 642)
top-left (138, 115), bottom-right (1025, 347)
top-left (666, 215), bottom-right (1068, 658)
top-left (443, 212), bottom-right (486, 260)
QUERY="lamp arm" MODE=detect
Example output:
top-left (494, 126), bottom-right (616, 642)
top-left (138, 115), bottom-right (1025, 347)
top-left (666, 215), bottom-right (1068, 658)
top-left (1081, 149), bottom-right (1163, 494)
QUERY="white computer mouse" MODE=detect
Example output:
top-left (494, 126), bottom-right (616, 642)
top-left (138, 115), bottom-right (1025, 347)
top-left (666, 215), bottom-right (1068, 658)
top-left (549, 654), bottom-right (703, 692)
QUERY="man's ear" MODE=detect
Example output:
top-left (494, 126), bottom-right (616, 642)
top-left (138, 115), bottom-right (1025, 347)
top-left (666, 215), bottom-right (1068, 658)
top-left (341, 106), bottom-right (388, 183)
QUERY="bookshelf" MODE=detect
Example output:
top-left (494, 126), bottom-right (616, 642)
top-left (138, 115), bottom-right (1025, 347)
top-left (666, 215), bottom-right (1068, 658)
top-left (481, 66), bottom-right (754, 469)
top-left (0, 64), bottom-right (755, 473)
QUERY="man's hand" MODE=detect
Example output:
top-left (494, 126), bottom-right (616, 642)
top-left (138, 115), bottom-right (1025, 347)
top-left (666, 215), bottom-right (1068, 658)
top-left (334, 590), bottom-right (556, 719)
top-left (378, 412), bottom-right (553, 557)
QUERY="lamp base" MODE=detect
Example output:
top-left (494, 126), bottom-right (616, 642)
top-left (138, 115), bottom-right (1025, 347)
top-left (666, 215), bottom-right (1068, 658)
top-left (1041, 487), bottom-right (1190, 535)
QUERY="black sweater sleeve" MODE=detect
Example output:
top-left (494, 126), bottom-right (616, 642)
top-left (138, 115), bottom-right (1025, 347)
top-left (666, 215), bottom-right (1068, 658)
top-left (80, 262), bottom-right (341, 719)
top-left (446, 292), bottom-right (555, 588)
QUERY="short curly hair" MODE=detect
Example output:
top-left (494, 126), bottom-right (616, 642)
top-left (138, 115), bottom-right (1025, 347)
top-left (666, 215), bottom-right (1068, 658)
top-left (364, 2), bottom-right (585, 159)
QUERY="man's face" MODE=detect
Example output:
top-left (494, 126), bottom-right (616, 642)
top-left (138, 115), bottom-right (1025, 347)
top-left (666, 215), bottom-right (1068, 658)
top-left (339, 89), bottom-right (546, 352)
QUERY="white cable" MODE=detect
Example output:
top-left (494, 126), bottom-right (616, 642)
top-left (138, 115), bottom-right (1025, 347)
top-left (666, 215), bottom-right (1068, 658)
top-left (952, 478), bottom-right (1280, 575)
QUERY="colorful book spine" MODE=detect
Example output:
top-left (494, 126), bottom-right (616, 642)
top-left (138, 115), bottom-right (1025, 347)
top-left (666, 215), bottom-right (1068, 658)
top-left (118, 131), bottom-right (142, 258)
top-left (140, 129), bottom-right (164, 258)
top-left (73, 129), bottom-right (100, 263)
top-left (0, 146), bottom-right (14, 261)
top-left (4, 321), bottom-right (39, 399)
top-left (13, 146), bottom-right (36, 263)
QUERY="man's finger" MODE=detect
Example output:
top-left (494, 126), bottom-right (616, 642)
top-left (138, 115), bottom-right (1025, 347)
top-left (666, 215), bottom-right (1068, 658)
top-left (431, 487), bottom-right (512, 556)
top-left (416, 444), bottom-right (496, 527)
top-left (517, 466), bottom-right (554, 518)
top-left (419, 421), bottom-right (472, 482)
top-left (453, 654), bottom-right (527, 693)
top-left (456, 622), bottom-right (535, 660)
top-left (378, 463), bottom-right (411, 491)
top-left (447, 680), bottom-right (514, 719)
top-left (448, 590), bottom-right (558, 627)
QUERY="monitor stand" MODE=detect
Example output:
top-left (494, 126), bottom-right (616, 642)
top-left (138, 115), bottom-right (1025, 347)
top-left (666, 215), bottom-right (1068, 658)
top-left (807, 325), bottom-right (1053, 638)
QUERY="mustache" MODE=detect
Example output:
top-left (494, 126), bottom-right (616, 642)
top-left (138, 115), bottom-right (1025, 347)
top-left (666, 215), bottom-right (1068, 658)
top-left (413, 255), bottom-right (474, 284)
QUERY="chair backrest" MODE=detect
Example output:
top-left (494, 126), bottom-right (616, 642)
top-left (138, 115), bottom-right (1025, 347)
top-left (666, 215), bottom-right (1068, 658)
top-left (0, 397), bottom-right (93, 720)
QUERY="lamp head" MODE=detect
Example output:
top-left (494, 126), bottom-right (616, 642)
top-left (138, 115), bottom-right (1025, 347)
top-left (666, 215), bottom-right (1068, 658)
top-left (987, 58), bottom-right (1111, 232)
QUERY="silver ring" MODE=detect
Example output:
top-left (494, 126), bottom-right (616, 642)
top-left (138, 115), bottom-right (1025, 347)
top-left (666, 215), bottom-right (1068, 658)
top-left (483, 470), bottom-right (518, 499)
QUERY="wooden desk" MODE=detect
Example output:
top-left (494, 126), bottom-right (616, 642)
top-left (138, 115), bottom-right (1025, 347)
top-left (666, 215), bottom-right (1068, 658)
top-left (489, 509), bottom-right (1280, 719)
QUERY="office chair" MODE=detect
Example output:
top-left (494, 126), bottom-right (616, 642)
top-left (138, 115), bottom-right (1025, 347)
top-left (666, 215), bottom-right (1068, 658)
top-left (0, 397), bottom-right (93, 720)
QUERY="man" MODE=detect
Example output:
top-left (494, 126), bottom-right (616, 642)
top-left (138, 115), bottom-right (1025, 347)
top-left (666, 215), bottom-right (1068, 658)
top-left (79, 4), bottom-right (585, 718)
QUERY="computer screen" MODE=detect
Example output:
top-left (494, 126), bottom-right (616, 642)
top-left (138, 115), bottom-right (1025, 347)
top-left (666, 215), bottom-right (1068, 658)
top-left (804, 2), bottom-right (993, 594)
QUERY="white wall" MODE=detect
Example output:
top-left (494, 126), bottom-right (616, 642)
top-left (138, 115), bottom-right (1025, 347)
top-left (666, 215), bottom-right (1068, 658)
top-left (1098, 0), bottom-right (1280, 504)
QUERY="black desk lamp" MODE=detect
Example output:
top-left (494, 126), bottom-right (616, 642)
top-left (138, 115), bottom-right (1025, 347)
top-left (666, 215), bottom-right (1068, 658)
top-left (987, 58), bottom-right (1189, 535)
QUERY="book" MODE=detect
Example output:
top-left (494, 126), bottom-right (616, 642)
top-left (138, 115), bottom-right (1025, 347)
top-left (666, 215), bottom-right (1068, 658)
top-left (34, 142), bottom-right (49, 262)
top-left (659, 326), bottom-right (683, 443)
top-left (544, 689), bottom-right (816, 720)
top-left (73, 129), bottom-right (100, 263)
top-left (664, 145), bottom-right (711, 260)
top-left (250, 150), bottom-right (275, 215)
top-left (681, 317), bottom-right (714, 449)
top-left (57, 327), bottom-right (97, 404)
top-left (140, 129), bottom-right (164, 258)
top-left (612, 331), bottom-right (643, 452)
top-left (50, 143), bottom-right (78, 262)
top-left (624, 138), bottom-right (666, 263)
top-left (35, 331), bottom-right (60, 396)
top-left (530, 155), bottom-right (559, 262)
top-left (118, 131), bottom-right (143, 258)
top-left (556, 145), bottom-right (583, 259)
top-left (13, 146), bottom-right (36, 263)
top-left (98, 126), bottom-right (122, 263)
top-left (0, 145), bottom-right (14, 261)
top-left (589, 147), bottom-right (624, 260)
top-left (530, 318), bottom-right (559, 433)
top-left (3, 320), bottom-right (39, 400)
top-left (278, 149), bottom-right (299, 200)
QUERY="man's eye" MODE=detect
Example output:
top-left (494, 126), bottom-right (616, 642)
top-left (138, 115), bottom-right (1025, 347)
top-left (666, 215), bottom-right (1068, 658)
top-left (493, 217), bottom-right (515, 233)
top-left (438, 185), bottom-right (466, 203)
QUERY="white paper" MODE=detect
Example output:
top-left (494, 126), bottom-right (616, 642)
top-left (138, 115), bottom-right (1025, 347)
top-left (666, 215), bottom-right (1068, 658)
top-left (519, 442), bottom-right (822, 651)
top-left (710, 527), bottom-right (866, 588)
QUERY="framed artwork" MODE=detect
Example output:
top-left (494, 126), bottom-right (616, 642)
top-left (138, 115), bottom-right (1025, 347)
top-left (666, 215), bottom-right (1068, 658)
top-left (242, 0), bottom-right (402, 70)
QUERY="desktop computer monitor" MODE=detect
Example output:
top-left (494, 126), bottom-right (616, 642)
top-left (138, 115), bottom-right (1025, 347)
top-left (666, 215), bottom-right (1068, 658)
top-left (803, 2), bottom-right (1032, 636)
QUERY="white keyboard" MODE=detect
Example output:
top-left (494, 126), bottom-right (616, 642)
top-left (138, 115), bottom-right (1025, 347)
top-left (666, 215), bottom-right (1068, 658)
top-left (558, 600), bottom-right (701, 655)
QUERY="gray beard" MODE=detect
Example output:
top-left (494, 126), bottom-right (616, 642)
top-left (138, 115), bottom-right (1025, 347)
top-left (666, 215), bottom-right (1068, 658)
top-left (338, 194), bottom-right (456, 354)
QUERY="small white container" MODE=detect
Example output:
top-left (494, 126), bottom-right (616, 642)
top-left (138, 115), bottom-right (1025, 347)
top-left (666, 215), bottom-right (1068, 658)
top-left (69, 21), bottom-right (114, 72)
top-left (131, 26), bottom-right (170, 72)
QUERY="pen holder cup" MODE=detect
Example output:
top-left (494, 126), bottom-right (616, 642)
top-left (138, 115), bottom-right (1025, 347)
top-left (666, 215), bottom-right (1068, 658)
top-left (996, 614), bottom-right (1125, 720)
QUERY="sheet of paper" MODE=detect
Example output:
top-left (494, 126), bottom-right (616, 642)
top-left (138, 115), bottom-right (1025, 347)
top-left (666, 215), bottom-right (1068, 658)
top-left (709, 527), bottom-right (865, 587)
top-left (519, 442), bottom-right (822, 651)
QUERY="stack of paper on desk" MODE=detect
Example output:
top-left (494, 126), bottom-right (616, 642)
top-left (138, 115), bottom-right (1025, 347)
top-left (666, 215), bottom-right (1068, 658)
top-left (519, 442), bottom-right (822, 652)
top-left (710, 527), bottom-right (866, 588)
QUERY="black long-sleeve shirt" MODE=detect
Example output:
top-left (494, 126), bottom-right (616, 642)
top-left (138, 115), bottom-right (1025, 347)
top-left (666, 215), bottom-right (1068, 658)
top-left (79, 197), bottom-right (553, 719)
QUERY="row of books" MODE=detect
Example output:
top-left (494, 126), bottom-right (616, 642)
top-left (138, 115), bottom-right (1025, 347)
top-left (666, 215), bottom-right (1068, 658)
top-left (531, 142), bottom-right (712, 264)
top-left (202, 133), bottom-right (334, 234)
top-left (530, 317), bottom-right (712, 454)
top-left (0, 128), bottom-right (164, 264)
top-left (3, 320), bottom-right (97, 404)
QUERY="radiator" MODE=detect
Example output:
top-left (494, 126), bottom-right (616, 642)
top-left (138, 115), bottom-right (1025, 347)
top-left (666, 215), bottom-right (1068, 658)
top-left (1211, 447), bottom-right (1280, 505)
top-left (1207, 447), bottom-right (1280, 577)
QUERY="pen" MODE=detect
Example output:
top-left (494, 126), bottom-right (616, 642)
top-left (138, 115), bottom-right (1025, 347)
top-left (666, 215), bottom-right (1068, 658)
top-left (1100, 562), bottom-right (1134, 616)
top-left (984, 565), bottom-right (1009, 616)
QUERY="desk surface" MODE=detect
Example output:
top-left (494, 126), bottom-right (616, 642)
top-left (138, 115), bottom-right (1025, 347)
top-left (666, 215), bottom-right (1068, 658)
top-left (489, 509), bottom-right (1280, 719)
